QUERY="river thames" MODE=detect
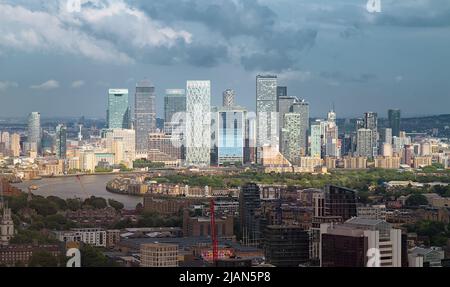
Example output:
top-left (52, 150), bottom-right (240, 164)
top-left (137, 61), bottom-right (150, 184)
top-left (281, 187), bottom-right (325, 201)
top-left (12, 174), bottom-right (142, 209)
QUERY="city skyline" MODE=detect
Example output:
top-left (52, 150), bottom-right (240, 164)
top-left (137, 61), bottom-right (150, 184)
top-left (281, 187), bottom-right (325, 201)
top-left (1, 1), bottom-right (450, 118)
top-left (1, 0), bottom-right (450, 272)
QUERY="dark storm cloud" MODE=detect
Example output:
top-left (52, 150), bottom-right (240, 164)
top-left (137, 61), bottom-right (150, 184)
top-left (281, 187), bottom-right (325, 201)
top-left (129, 0), bottom-right (277, 38)
top-left (241, 28), bottom-right (317, 71)
top-left (136, 41), bottom-right (229, 68)
top-left (129, 0), bottom-right (318, 72)
top-left (320, 71), bottom-right (377, 83)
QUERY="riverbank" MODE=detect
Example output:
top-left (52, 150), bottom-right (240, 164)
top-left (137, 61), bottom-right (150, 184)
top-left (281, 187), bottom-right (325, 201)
top-left (12, 174), bottom-right (142, 209)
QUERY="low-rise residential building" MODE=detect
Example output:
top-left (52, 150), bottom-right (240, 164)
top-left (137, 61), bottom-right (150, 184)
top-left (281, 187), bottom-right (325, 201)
top-left (0, 244), bottom-right (61, 267)
top-left (54, 228), bottom-right (107, 247)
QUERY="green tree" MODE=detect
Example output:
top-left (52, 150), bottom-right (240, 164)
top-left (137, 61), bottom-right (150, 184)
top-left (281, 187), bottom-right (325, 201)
top-left (66, 198), bottom-right (83, 211)
top-left (47, 196), bottom-right (68, 211)
top-left (405, 193), bottom-right (428, 207)
top-left (83, 196), bottom-right (107, 209)
top-left (80, 245), bottom-right (117, 267)
top-left (108, 199), bottom-right (124, 211)
top-left (29, 197), bottom-right (58, 216)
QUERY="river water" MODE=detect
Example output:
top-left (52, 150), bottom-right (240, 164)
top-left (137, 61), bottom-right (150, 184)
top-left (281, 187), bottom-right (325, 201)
top-left (12, 174), bottom-right (142, 209)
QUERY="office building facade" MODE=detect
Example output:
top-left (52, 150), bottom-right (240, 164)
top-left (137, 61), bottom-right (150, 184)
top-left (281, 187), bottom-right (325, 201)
top-left (388, 109), bottom-right (401, 137)
top-left (256, 75), bottom-right (278, 162)
top-left (185, 81), bottom-right (211, 167)
top-left (212, 107), bottom-right (246, 165)
top-left (26, 112), bottom-right (41, 153)
top-left (135, 81), bottom-right (156, 154)
top-left (164, 89), bottom-right (186, 125)
top-left (107, 89), bottom-right (130, 129)
top-left (55, 124), bottom-right (67, 159)
top-left (222, 89), bottom-right (235, 107)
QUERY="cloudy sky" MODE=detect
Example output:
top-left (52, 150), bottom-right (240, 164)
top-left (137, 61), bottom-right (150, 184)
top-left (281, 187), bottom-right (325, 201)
top-left (0, 0), bottom-right (449, 119)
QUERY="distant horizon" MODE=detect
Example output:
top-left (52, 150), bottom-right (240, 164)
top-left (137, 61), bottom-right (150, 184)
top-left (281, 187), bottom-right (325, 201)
top-left (1, 112), bottom-right (449, 123)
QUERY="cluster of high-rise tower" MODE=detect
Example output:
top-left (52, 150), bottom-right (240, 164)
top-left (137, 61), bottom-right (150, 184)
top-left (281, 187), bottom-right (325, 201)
top-left (14, 75), bottom-right (403, 169)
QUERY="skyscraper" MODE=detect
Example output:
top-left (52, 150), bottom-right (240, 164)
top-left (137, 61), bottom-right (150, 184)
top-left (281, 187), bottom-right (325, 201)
top-left (310, 121), bottom-right (322, 158)
top-left (283, 113), bottom-right (301, 164)
top-left (55, 124), bottom-right (67, 159)
top-left (388, 109), bottom-right (401, 137)
top-left (381, 128), bottom-right (393, 144)
top-left (256, 75), bottom-right (278, 162)
top-left (135, 81), bottom-right (156, 155)
top-left (292, 99), bottom-right (310, 156)
top-left (164, 89), bottom-right (186, 125)
top-left (212, 106), bottom-right (246, 165)
top-left (277, 95), bottom-right (296, 152)
top-left (185, 81), bottom-right (211, 167)
top-left (222, 89), bottom-right (235, 107)
top-left (27, 112), bottom-right (41, 153)
top-left (356, 128), bottom-right (373, 157)
top-left (324, 110), bottom-right (339, 157)
top-left (107, 89), bottom-right (130, 129)
top-left (364, 112), bottom-right (378, 156)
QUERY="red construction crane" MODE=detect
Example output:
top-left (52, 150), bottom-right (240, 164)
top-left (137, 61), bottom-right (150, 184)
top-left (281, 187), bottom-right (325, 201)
top-left (210, 198), bottom-right (218, 264)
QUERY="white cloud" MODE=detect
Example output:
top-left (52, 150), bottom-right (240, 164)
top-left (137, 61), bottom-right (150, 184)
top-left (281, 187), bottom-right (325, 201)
top-left (30, 80), bottom-right (59, 90)
top-left (395, 75), bottom-right (404, 82)
top-left (71, 80), bottom-right (85, 88)
top-left (0, 81), bottom-right (18, 91)
top-left (0, 1), bottom-right (192, 64)
top-left (70, 0), bottom-right (192, 48)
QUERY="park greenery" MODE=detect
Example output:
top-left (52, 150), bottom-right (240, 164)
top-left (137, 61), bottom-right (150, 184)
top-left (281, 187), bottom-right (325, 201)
top-left (5, 193), bottom-right (127, 245)
top-left (113, 210), bottom-right (182, 229)
top-left (151, 168), bottom-right (450, 193)
top-left (133, 159), bottom-right (165, 169)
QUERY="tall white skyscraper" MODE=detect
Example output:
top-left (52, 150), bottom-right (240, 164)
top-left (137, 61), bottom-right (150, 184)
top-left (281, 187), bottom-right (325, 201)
top-left (283, 113), bottom-right (302, 164)
top-left (185, 81), bottom-right (211, 167)
top-left (135, 80), bottom-right (156, 155)
top-left (27, 112), bottom-right (41, 153)
top-left (256, 75), bottom-right (278, 162)
top-left (292, 99), bottom-right (309, 156)
top-left (310, 121), bottom-right (322, 158)
top-left (324, 110), bottom-right (339, 157)
top-left (357, 128), bottom-right (373, 157)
